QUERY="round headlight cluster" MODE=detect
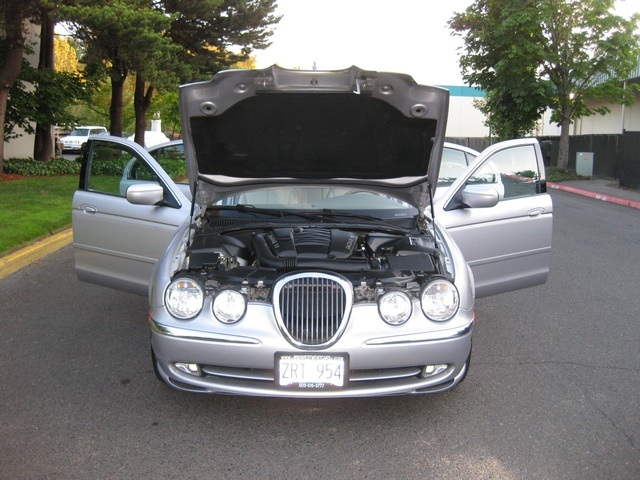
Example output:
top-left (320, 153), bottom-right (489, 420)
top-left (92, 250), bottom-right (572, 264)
top-left (213, 290), bottom-right (246, 324)
top-left (420, 279), bottom-right (459, 322)
top-left (165, 278), bottom-right (204, 319)
top-left (378, 291), bottom-right (412, 325)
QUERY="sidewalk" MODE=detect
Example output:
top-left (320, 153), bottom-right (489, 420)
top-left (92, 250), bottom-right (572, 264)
top-left (1, 178), bottom-right (638, 280)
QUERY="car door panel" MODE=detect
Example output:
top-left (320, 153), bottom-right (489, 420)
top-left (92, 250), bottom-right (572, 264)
top-left (72, 137), bottom-right (190, 295)
top-left (437, 139), bottom-right (553, 298)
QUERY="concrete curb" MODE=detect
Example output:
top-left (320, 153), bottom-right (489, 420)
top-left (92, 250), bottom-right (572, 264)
top-left (0, 228), bottom-right (73, 280)
top-left (547, 182), bottom-right (640, 210)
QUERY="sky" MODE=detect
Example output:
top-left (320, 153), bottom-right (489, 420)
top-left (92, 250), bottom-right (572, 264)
top-left (253, 0), bottom-right (640, 87)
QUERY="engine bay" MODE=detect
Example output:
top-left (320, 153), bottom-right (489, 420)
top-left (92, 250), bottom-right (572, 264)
top-left (181, 219), bottom-right (444, 293)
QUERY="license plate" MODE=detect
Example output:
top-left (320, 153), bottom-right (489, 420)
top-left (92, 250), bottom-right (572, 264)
top-left (277, 354), bottom-right (347, 389)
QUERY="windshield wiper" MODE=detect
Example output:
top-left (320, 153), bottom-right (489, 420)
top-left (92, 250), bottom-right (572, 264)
top-left (318, 209), bottom-right (385, 222)
top-left (211, 204), bottom-right (328, 222)
top-left (209, 205), bottom-right (411, 231)
top-left (234, 206), bottom-right (389, 224)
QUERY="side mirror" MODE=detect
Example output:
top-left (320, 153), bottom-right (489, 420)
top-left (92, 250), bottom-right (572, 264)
top-left (126, 183), bottom-right (164, 205)
top-left (461, 184), bottom-right (500, 209)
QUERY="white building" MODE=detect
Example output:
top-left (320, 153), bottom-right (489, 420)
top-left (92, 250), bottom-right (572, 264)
top-left (439, 85), bottom-right (490, 138)
top-left (442, 58), bottom-right (640, 139)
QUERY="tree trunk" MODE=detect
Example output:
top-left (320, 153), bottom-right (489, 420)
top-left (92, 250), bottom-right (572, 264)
top-left (0, 87), bottom-right (11, 172)
top-left (133, 74), bottom-right (154, 147)
top-left (0, 5), bottom-right (26, 172)
top-left (557, 111), bottom-right (572, 170)
top-left (108, 62), bottom-right (128, 138)
top-left (33, 8), bottom-right (55, 162)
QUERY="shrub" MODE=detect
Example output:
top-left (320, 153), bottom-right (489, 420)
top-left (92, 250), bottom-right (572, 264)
top-left (4, 158), bottom-right (82, 176)
top-left (545, 167), bottom-right (589, 183)
top-left (158, 158), bottom-right (187, 180)
top-left (3, 156), bottom-right (186, 181)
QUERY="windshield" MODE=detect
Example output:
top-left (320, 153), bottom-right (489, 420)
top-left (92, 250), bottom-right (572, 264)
top-left (69, 128), bottom-right (90, 137)
top-left (215, 187), bottom-right (417, 219)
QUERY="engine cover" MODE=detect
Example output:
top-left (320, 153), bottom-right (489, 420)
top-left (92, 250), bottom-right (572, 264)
top-left (262, 228), bottom-right (359, 260)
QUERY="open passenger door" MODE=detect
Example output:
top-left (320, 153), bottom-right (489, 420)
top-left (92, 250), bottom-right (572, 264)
top-left (436, 138), bottom-right (553, 298)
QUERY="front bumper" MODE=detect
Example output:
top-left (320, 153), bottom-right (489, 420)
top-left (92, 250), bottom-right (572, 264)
top-left (150, 307), bottom-right (473, 398)
top-left (61, 140), bottom-right (84, 152)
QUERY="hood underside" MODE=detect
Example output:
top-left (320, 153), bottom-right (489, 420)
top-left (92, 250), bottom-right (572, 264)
top-left (179, 65), bottom-right (450, 209)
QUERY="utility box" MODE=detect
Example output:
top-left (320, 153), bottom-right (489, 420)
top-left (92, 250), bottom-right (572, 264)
top-left (576, 152), bottom-right (594, 177)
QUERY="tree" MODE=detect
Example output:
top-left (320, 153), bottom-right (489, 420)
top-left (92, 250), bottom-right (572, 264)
top-left (450, 0), bottom-right (640, 169)
top-left (78, 78), bottom-right (135, 132)
top-left (54, 35), bottom-right (80, 74)
top-left (130, 0), bottom-right (280, 146)
top-left (33, 4), bottom-right (56, 161)
top-left (0, 1), bottom-right (38, 171)
top-left (152, 90), bottom-right (180, 137)
top-left (151, 55), bottom-right (258, 138)
top-left (6, 61), bottom-right (86, 153)
top-left (451, 0), bottom-right (551, 141)
top-left (61, 0), bottom-right (177, 139)
top-left (1, 1), bottom-right (88, 166)
top-left (62, 0), bottom-right (280, 147)
top-left (164, 0), bottom-right (280, 82)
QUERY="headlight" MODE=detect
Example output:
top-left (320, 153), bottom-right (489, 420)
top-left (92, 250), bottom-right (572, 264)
top-left (165, 278), bottom-right (203, 319)
top-left (213, 290), bottom-right (246, 324)
top-left (420, 279), bottom-right (459, 322)
top-left (378, 291), bottom-right (412, 325)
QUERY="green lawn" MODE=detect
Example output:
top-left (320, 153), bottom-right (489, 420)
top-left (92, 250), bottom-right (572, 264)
top-left (0, 176), bottom-right (78, 255)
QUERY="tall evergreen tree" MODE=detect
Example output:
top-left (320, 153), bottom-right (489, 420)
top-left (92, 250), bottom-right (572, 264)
top-left (62, 0), bottom-right (280, 145)
top-left (61, 0), bottom-right (177, 138)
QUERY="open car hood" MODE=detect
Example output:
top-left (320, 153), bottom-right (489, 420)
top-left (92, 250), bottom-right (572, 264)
top-left (179, 65), bottom-right (449, 211)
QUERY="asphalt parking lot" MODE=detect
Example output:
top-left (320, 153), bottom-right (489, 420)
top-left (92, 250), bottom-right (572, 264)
top-left (1, 188), bottom-right (639, 479)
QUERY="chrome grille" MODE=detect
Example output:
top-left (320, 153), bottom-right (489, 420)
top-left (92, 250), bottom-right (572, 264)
top-left (274, 273), bottom-right (352, 347)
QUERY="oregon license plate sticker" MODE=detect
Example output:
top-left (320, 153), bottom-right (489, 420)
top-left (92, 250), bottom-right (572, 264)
top-left (277, 354), bottom-right (347, 389)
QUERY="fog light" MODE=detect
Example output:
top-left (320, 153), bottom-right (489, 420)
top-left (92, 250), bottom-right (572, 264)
top-left (175, 362), bottom-right (201, 376)
top-left (421, 364), bottom-right (448, 378)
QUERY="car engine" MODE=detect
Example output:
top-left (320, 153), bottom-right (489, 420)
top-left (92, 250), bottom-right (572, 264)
top-left (183, 221), bottom-right (443, 296)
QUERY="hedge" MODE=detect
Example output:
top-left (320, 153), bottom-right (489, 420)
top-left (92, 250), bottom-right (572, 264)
top-left (4, 158), bottom-right (82, 176)
top-left (4, 157), bottom-right (186, 181)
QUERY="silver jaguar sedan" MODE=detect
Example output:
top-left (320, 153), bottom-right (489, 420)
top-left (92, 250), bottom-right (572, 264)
top-left (72, 65), bottom-right (553, 397)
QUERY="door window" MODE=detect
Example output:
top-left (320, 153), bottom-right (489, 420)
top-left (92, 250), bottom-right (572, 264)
top-left (83, 141), bottom-right (138, 196)
top-left (468, 145), bottom-right (541, 200)
top-left (82, 140), bottom-right (187, 205)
